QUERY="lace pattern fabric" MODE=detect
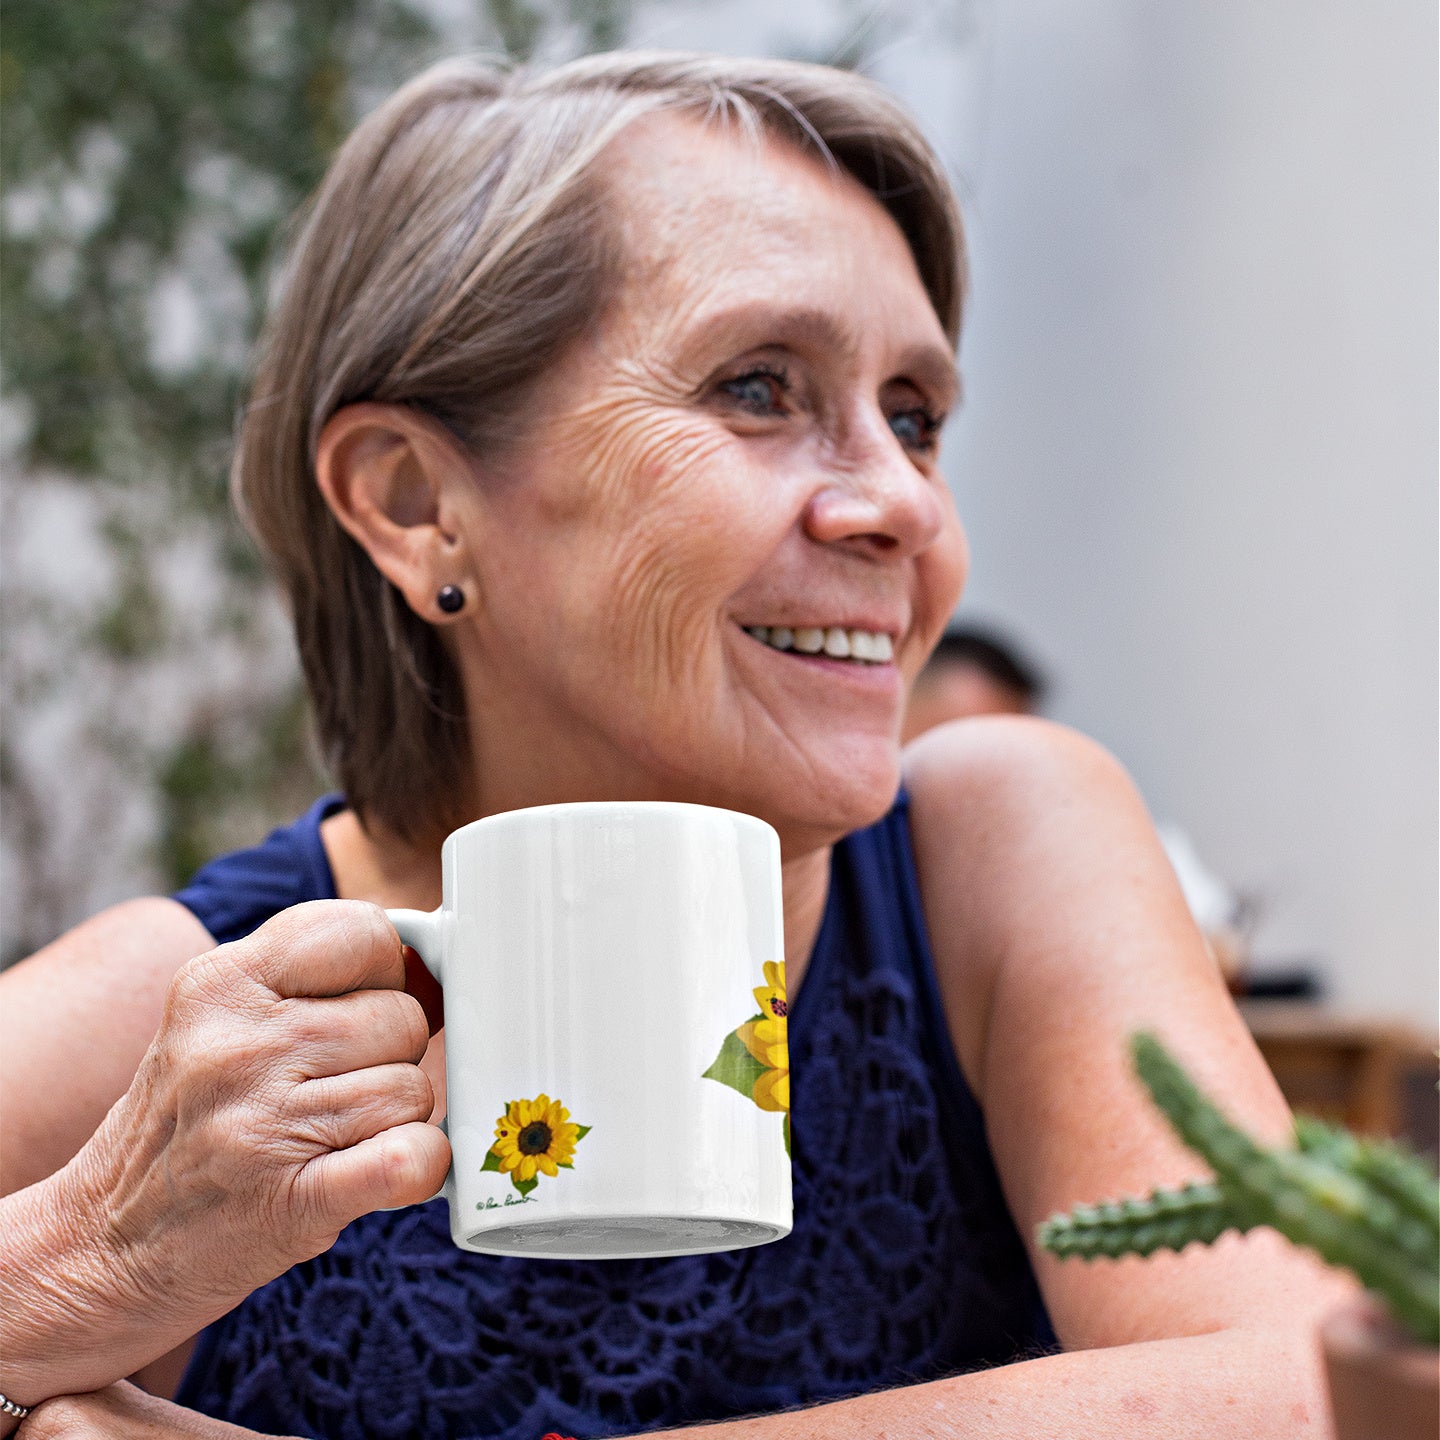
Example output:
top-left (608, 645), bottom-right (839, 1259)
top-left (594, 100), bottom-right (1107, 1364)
top-left (175, 793), bottom-right (1053, 1439)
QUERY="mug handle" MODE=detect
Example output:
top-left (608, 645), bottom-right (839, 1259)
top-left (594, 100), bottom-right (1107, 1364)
top-left (387, 907), bottom-right (444, 983)
top-left (385, 907), bottom-right (454, 1207)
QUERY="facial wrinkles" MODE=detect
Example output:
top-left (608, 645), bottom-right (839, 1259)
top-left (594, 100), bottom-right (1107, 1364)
top-left (536, 376), bottom-right (755, 730)
top-left (548, 367), bottom-right (866, 794)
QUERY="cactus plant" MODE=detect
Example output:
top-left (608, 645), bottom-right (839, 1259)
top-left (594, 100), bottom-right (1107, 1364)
top-left (1038, 1032), bottom-right (1440, 1346)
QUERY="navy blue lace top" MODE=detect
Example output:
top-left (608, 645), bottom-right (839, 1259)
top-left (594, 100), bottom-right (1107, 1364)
top-left (172, 792), bottom-right (1054, 1439)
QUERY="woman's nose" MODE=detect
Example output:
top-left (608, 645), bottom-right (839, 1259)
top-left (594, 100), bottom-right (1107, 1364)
top-left (801, 421), bottom-right (947, 560)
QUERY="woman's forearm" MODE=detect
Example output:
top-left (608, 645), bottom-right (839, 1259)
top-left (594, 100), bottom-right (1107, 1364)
top-left (0, 1164), bottom-right (174, 1411)
top-left (650, 1328), bottom-right (1331, 1440)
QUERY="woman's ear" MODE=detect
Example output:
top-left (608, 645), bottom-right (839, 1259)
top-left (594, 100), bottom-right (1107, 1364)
top-left (315, 403), bottom-right (476, 624)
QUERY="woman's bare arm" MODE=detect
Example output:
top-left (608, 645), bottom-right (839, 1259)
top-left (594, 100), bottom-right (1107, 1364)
top-left (896, 715), bottom-right (1349, 1430)
top-left (1, 898), bottom-right (217, 1195)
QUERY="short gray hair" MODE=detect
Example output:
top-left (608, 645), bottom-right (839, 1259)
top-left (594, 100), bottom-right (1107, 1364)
top-left (233, 50), bottom-right (967, 840)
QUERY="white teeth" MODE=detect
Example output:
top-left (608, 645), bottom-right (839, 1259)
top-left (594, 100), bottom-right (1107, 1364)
top-left (745, 622), bottom-right (893, 664)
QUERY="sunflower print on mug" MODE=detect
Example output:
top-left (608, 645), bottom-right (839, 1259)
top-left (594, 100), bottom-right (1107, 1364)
top-left (702, 961), bottom-right (790, 1155)
top-left (482, 1094), bottom-right (590, 1197)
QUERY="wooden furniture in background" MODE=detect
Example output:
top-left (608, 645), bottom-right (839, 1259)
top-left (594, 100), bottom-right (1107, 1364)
top-left (1240, 1002), bottom-right (1438, 1153)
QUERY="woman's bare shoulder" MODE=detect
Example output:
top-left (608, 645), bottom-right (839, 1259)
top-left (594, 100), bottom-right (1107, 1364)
top-left (901, 717), bottom-right (1147, 1076)
top-left (903, 713), bottom-right (1137, 833)
top-left (901, 718), bottom-right (1329, 1347)
top-left (1, 897), bottom-right (216, 1194)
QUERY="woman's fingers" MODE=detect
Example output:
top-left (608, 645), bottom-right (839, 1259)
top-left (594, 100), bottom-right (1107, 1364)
top-left (291, 1063), bottom-right (437, 1150)
top-left (304, 1119), bottom-right (453, 1222)
top-left (277, 987), bottom-right (431, 1079)
top-left (225, 900), bottom-right (407, 1000)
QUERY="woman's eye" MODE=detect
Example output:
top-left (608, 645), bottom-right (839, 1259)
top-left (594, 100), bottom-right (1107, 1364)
top-left (889, 407), bottom-right (943, 452)
top-left (719, 367), bottom-right (789, 416)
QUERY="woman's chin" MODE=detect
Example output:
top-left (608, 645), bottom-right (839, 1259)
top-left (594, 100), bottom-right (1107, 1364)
top-left (749, 746), bottom-right (903, 847)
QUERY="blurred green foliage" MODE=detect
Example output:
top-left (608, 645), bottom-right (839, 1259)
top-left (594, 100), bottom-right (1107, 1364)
top-left (1, 0), bottom-right (629, 951)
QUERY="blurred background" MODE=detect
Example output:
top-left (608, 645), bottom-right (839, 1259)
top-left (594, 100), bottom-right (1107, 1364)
top-left (3, 2), bottom-right (1435, 1122)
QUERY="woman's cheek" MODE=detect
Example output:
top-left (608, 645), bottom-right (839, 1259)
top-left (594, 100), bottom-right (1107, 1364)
top-left (916, 502), bottom-right (968, 632)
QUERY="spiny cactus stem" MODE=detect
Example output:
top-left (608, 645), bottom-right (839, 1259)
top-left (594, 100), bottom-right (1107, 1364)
top-left (1039, 1182), bottom-right (1246, 1260)
top-left (1296, 1115), bottom-right (1440, 1237)
top-left (1132, 1036), bottom-right (1429, 1261)
top-left (1131, 1033), bottom-right (1439, 1346)
top-left (1351, 1141), bottom-right (1440, 1238)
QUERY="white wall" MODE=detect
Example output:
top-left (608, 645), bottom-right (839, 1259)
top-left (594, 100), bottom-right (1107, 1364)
top-left (944, 1), bottom-right (1437, 1019)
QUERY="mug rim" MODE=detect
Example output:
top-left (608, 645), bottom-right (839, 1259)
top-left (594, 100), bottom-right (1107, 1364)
top-left (441, 799), bottom-right (779, 850)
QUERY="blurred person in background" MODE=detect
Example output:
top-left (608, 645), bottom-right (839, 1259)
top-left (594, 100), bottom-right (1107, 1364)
top-left (901, 624), bottom-right (1046, 740)
top-left (905, 625), bottom-right (1247, 985)
top-left (0, 50), bottom-right (1343, 1440)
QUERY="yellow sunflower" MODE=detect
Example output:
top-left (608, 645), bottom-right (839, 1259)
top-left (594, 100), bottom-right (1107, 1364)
top-left (737, 960), bottom-right (788, 1113)
top-left (490, 1094), bottom-right (583, 1185)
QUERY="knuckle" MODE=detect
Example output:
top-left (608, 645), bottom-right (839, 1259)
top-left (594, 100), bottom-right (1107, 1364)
top-left (272, 995), bottom-right (335, 1052)
top-left (167, 948), bottom-right (229, 1011)
top-left (389, 991), bottom-right (430, 1060)
top-left (159, 951), bottom-right (264, 1061)
top-left (376, 1127), bottom-right (427, 1195)
top-left (392, 1063), bottom-right (434, 1119)
top-left (320, 899), bottom-right (396, 965)
top-left (25, 1394), bottom-right (90, 1436)
top-left (251, 899), bottom-right (402, 993)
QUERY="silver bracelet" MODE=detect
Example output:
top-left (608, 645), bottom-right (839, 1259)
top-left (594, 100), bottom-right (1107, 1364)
top-left (0, 1392), bottom-right (31, 1420)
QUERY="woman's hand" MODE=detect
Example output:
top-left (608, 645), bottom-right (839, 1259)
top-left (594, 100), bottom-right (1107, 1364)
top-left (0, 901), bottom-right (449, 1408)
top-left (18, 1381), bottom-right (299, 1438)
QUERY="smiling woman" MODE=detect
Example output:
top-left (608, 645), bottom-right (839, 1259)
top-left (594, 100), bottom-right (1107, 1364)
top-left (0, 49), bottom-right (1349, 1440)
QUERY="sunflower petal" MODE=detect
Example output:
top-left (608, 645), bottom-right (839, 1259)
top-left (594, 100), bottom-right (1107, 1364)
top-left (751, 1017), bottom-right (784, 1046)
top-left (752, 1066), bottom-right (789, 1113)
top-left (736, 1019), bottom-right (772, 1066)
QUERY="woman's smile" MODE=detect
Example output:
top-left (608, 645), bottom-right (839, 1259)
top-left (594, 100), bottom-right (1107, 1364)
top-left (740, 623), bottom-right (896, 665)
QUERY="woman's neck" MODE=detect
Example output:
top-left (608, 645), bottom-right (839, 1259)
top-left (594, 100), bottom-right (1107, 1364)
top-left (320, 807), bottom-right (445, 912)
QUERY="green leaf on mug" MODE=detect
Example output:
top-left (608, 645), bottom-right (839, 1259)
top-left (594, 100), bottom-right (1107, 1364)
top-left (703, 1027), bottom-right (769, 1100)
top-left (784, 1113), bottom-right (791, 1158)
top-left (514, 1175), bottom-right (539, 1198)
top-left (482, 1149), bottom-right (502, 1173)
top-left (575, 1124), bottom-right (591, 1141)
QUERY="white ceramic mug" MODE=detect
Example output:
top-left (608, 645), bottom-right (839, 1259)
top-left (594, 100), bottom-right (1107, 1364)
top-left (388, 800), bottom-right (792, 1259)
